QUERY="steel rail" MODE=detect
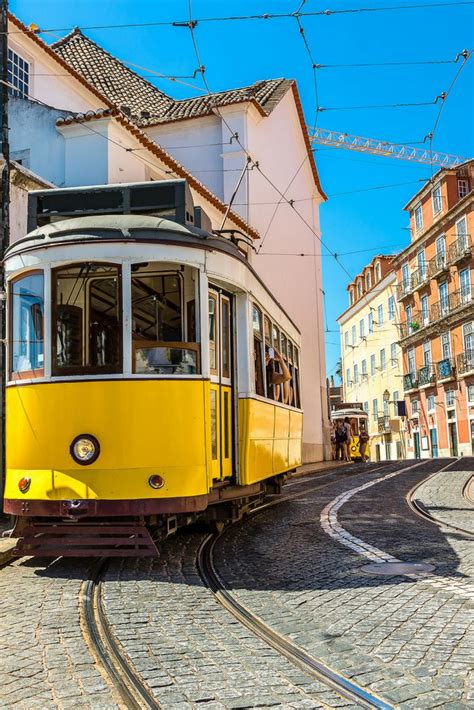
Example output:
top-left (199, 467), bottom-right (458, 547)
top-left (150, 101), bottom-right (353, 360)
top-left (462, 474), bottom-right (474, 504)
top-left (197, 463), bottom-right (399, 710)
top-left (406, 458), bottom-right (474, 537)
top-left (81, 559), bottom-right (161, 710)
top-left (197, 533), bottom-right (393, 710)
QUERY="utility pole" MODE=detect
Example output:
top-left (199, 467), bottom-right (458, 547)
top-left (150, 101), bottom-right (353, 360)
top-left (0, 0), bottom-right (9, 505)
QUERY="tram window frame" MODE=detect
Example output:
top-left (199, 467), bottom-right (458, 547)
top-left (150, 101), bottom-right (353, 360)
top-left (52, 262), bottom-right (122, 376)
top-left (9, 270), bottom-right (45, 380)
top-left (252, 304), bottom-right (265, 397)
top-left (209, 293), bottom-right (218, 376)
top-left (131, 265), bottom-right (200, 376)
top-left (221, 296), bottom-right (231, 380)
top-left (293, 347), bottom-right (301, 408)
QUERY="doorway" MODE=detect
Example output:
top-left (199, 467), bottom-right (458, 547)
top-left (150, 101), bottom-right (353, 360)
top-left (448, 422), bottom-right (458, 457)
top-left (413, 432), bottom-right (421, 459)
top-left (429, 428), bottom-right (439, 458)
top-left (208, 289), bottom-right (234, 480)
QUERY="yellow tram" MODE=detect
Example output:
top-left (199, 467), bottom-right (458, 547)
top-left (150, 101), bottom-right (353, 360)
top-left (4, 181), bottom-right (303, 556)
top-left (330, 408), bottom-right (369, 461)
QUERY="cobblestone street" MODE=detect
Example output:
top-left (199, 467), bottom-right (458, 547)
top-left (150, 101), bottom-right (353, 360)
top-left (0, 460), bottom-right (473, 708)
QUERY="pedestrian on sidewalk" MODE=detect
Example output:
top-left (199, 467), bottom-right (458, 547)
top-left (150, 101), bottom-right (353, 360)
top-left (359, 426), bottom-right (370, 462)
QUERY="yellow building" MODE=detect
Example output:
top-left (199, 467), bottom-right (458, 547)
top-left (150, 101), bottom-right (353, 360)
top-left (337, 256), bottom-right (406, 461)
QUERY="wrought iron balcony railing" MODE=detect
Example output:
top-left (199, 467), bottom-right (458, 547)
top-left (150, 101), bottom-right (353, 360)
top-left (418, 364), bottom-right (436, 387)
top-left (456, 350), bottom-right (474, 376)
top-left (398, 311), bottom-right (423, 339)
top-left (377, 415), bottom-right (391, 433)
top-left (430, 289), bottom-right (472, 322)
top-left (411, 265), bottom-right (429, 291)
top-left (403, 372), bottom-right (418, 391)
top-left (428, 252), bottom-right (449, 279)
top-left (396, 279), bottom-right (412, 301)
top-left (448, 234), bottom-right (471, 265)
top-left (436, 357), bottom-right (455, 380)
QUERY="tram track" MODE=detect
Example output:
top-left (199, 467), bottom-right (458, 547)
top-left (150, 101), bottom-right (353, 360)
top-left (406, 458), bottom-right (474, 537)
top-left (195, 462), bottom-right (401, 710)
top-left (81, 559), bottom-right (161, 710)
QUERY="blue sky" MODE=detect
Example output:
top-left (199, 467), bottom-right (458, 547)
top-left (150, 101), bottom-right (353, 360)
top-left (11, 0), bottom-right (474, 379)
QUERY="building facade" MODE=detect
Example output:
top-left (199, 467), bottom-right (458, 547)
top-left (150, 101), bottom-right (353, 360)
top-left (6, 12), bottom-right (329, 461)
top-left (393, 161), bottom-right (474, 458)
top-left (338, 256), bottom-right (406, 461)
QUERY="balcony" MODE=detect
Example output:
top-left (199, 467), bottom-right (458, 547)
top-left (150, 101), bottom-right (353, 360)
top-left (436, 357), bottom-right (455, 381)
top-left (411, 266), bottom-right (429, 292)
top-left (457, 350), bottom-right (474, 377)
top-left (398, 311), bottom-right (423, 339)
top-left (396, 279), bottom-right (413, 302)
top-left (403, 372), bottom-right (418, 392)
top-left (448, 234), bottom-right (471, 266)
top-left (430, 289), bottom-right (472, 323)
top-left (428, 252), bottom-right (449, 279)
top-left (378, 415), bottom-right (391, 433)
top-left (418, 364), bottom-right (436, 388)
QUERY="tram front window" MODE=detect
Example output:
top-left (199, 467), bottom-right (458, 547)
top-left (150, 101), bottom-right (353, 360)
top-left (10, 272), bottom-right (44, 379)
top-left (131, 263), bottom-right (199, 375)
top-left (53, 263), bottom-right (122, 375)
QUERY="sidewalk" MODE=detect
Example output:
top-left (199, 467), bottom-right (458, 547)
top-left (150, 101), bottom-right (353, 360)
top-left (0, 515), bottom-right (16, 567)
top-left (290, 459), bottom-right (351, 479)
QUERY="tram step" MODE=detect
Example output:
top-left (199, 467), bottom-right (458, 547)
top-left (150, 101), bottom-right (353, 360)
top-left (13, 521), bottom-right (158, 557)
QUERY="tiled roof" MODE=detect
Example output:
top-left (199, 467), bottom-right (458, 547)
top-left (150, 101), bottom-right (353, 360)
top-left (52, 29), bottom-right (291, 126)
top-left (52, 28), bottom-right (173, 120)
top-left (152, 79), bottom-right (293, 127)
top-left (7, 12), bottom-right (261, 238)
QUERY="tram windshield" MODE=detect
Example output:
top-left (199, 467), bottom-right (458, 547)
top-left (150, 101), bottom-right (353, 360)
top-left (131, 262), bottom-right (199, 375)
top-left (10, 272), bottom-right (44, 379)
top-left (53, 263), bottom-right (121, 375)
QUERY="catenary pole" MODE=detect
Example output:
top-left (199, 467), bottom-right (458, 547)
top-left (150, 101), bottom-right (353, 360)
top-left (0, 0), bottom-right (9, 505)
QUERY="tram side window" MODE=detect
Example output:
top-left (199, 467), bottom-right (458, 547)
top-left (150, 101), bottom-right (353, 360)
top-left (53, 263), bottom-right (121, 375)
top-left (292, 347), bottom-right (301, 408)
top-left (10, 272), bottom-right (44, 379)
top-left (252, 305), bottom-right (265, 396)
top-left (131, 264), bottom-right (200, 375)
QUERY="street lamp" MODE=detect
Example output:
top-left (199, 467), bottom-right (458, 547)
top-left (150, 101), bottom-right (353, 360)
top-left (383, 389), bottom-right (390, 402)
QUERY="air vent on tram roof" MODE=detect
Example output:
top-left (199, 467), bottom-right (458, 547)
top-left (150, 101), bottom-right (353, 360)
top-left (27, 180), bottom-right (197, 233)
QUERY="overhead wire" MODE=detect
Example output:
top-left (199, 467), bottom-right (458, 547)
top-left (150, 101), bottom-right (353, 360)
top-left (7, 1), bottom-right (473, 34)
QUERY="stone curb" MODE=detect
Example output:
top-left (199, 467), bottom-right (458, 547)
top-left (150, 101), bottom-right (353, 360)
top-left (289, 460), bottom-right (352, 479)
top-left (0, 539), bottom-right (17, 568)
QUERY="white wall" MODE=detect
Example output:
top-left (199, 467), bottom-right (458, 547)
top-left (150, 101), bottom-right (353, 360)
top-left (57, 121), bottom-right (109, 187)
top-left (147, 116), bottom-right (224, 200)
top-left (149, 94), bottom-right (328, 461)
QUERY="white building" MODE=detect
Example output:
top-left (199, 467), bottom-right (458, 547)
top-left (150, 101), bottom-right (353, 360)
top-left (7, 12), bottom-right (329, 461)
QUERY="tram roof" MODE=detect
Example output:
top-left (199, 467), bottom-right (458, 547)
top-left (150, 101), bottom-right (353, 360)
top-left (5, 213), bottom-right (240, 258)
top-left (330, 408), bottom-right (367, 419)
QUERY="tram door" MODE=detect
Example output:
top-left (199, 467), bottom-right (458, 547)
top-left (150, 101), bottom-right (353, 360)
top-left (209, 289), bottom-right (233, 480)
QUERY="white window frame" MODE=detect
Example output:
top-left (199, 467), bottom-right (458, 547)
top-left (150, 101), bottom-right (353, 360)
top-left (380, 348), bottom-right (386, 371)
top-left (377, 304), bottom-right (383, 326)
top-left (458, 179), bottom-right (469, 199)
top-left (421, 295), bottom-right (429, 325)
top-left (366, 272), bottom-right (372, 289)
top-left (7, 47), bottom-right (30, 98)
top-left (370, 354), bottom-right (376, 376)
top-left (441, 332), bottom-right (451, 360)
top-left (467, 383), bottom-right (474, 403)
top-left (375, 262), bottom-right (381, 282)
top-left (388, 296), bottom-right (395, 320)
top-left (446, 389), bottom-right (456, 409)
top-left (427, 394), bottom-right (435, 412)
top-left (351, 325), bottom-right (356, 345)
top-left (344, 331), bottom-right (349, 349)
top-left (431, 183), bottom-right (442, 216)
top-left (414, 203), bottom-right (423, 233)
top-left (391, 342), bottom-right (397, 366)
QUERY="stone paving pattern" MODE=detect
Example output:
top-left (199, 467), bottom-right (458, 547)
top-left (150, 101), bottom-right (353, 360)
top-left (103, 534), bottom-right (354, 709)
top-left (0, 557), bottom-right (118, 709)
top-left (215, 459), bottom-right (474, 708)
top-left (414, 462), bottom-right (474, 534)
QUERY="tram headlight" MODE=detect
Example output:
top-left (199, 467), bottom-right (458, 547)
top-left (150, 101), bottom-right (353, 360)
top-left (18, 477), bottom-right (31, 493)
top-left (70, 434), bottom-right (100, 465)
